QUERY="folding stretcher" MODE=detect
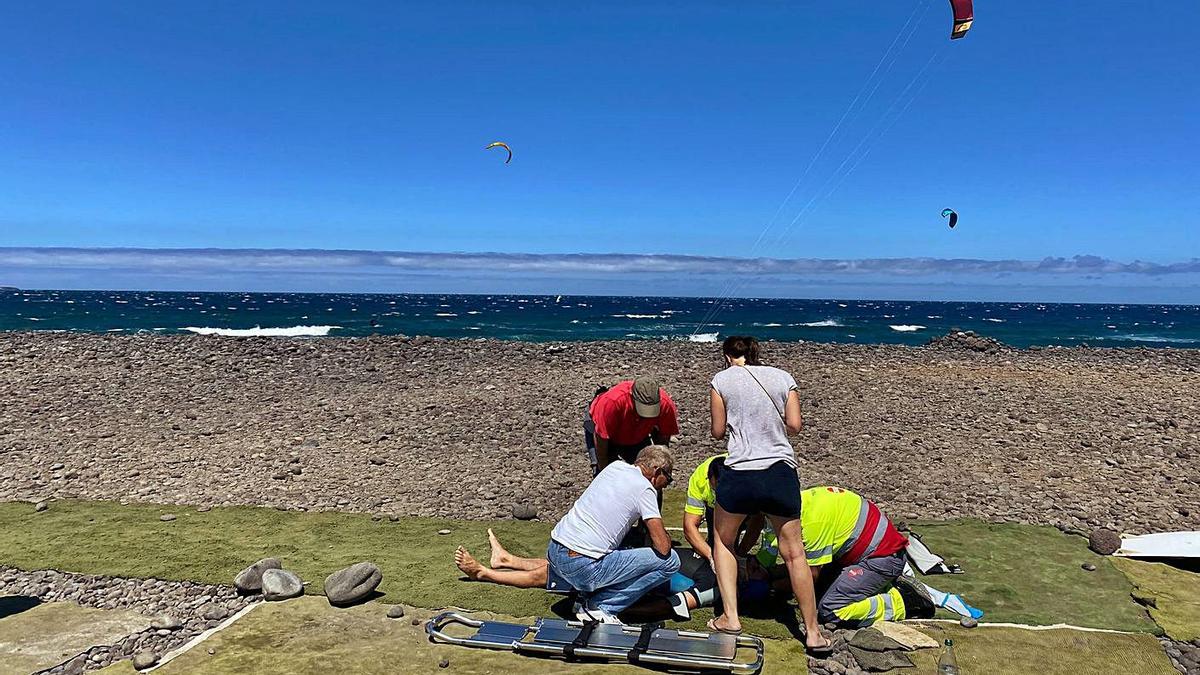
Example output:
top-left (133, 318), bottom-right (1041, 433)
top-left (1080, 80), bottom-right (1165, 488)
top-left (426, 611), bottom-right (766, 673)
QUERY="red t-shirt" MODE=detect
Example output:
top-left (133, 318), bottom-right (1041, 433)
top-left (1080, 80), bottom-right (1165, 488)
top-left (589, 380), bottom-right (680, 447)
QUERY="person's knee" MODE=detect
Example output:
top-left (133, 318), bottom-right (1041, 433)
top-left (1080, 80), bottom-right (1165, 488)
top-left (816, 596), bottom-right (840, 624)
top-left (776, 544), bottom-right (807, 568)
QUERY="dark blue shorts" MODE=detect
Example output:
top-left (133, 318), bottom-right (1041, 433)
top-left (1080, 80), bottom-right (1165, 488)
top-left (715, 460), bottom-right (801, 519)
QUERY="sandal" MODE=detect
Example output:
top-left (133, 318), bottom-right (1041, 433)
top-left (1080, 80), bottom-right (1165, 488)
top-left (805, 634), bottom-right (835, 656)
top-left (706, 618), bottom-right (742, 636)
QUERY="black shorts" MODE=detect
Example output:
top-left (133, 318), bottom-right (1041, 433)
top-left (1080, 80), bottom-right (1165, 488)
top-left (715, 460), bottom-right (801, 519)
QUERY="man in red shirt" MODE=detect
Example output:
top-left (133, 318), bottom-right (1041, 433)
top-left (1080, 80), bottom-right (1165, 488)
top-left (584, 379), bottom-right (679, 475)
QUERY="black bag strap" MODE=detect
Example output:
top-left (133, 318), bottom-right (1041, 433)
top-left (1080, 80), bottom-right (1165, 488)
top-left (564, 621), bottom-right (598, 660)
top-left (628, 623), bottom-right (661, 665)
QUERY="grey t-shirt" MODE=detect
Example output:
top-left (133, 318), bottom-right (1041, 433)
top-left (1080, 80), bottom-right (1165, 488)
top-left (711, 365), bottom-right (798, 471)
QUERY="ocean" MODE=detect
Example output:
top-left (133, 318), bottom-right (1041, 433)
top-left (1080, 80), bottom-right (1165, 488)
top-left (1, 289), bottom-right (1198, 348)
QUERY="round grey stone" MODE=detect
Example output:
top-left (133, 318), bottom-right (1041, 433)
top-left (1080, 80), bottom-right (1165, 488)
top-left (387, 605), bottom-right (406, 619)
top-left (150, 614), bottom-right (184, 630)
top-left (131, 650), bottom-right (159, 670)
top-left (324, 562), bottom-right (382, 607)
top-left (261, 569), bottom-right (304, 601)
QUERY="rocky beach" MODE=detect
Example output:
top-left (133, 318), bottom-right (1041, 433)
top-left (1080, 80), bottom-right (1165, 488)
top-left (1, 332), bottom-right (1197, 534)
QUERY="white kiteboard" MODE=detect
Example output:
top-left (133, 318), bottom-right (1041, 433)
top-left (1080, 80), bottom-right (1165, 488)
top-left (1114, 531), bottom-right (1200, 559)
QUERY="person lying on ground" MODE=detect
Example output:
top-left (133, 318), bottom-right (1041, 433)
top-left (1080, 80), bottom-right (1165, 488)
top-left (584, 378), bottom-right (679, 475)
top-left (455, 530), bottom-right (747, 622)
top-left (544, 445), bottom-right (680, 624)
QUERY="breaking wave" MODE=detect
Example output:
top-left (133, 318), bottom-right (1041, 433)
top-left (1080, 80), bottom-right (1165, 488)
top-left (688, 332), bottom-right (720, 343)
top-left (797, 319), bottom-right (842, 327)
top-left (1094, 334), bottom-right (1200, 344)
top-left (888, 325), bottom-right (926, 332)
top-left (182, 325), bottom-right (341, 337)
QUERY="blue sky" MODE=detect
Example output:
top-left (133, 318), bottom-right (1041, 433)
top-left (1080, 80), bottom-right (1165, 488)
top-left (0, 2), bottom-right (1197, 298)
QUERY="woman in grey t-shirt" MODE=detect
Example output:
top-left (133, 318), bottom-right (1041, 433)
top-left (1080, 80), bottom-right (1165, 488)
top-left (706, 336), bottom-right (830, 653)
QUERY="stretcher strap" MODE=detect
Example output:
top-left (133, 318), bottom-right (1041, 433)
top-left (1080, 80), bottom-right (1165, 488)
top-left (627, 623), bottom-right (660, 665)
top-left (563, 621), bottom-right (598, 661)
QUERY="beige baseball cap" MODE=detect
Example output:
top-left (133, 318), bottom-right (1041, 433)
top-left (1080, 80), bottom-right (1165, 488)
top-left (632, 378), bottom-right (662, 418)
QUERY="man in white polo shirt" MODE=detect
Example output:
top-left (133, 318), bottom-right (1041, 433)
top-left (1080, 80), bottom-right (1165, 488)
top-left (547, 445), bottom-right (680, 624)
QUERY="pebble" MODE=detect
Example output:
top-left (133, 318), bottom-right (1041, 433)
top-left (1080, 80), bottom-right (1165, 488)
top-left (387, 605), bottom-right (406, 618)
top-left (1, 334), bottom-right (1198, 534)
top-left (438, 529), bottom-right (452, 535)
top-left (439, 658), bottom-right (450, 668)
top-left (1082, 563), bottom-right (1097, 572)
top-left (159, 514), bottom-right (177, 522)
top-left (512, 504), bottom-right (538, 521)
top-left (959, 617), bottom-right (979, 628)
top-left (131, 650), bottom-right (159, 670)
top-left (201, 603), bottom-right (229, 621)
top-left (411, 617), bottom-right (421, 626)
top-left (0, 563), bottom-right (251, 669)
top-left (34, 501), bottom-right (48, 512)
top-left (150, 614), bottom-right (184, 630)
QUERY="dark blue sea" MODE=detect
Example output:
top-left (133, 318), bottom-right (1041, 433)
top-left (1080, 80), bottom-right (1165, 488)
top-left (2, 289), bottom-right (1198, 348)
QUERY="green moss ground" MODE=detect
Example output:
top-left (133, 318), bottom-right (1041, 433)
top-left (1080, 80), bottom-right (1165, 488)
top-left (1111, 557), bottom-right (1200, 641)
top-left (96, 598), bottom-right (811, 675)
top-left (905, 520), bottom-right (1158, 632)
top-left (0, 499), bottom-right (1163, 640)
top-left (908, 624), bottom-right (1178, 675)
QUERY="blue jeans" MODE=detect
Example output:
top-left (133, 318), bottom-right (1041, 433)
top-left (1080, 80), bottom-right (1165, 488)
top-left (547, 540), bottom-right (680, 615)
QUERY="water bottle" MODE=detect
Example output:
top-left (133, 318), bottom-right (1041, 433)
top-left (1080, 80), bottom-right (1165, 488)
top-left (938, 638), bottom-right (960, 675)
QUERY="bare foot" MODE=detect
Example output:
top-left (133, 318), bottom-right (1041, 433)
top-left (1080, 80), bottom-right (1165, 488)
top-left (708, 616), bottom-right (741, 634)
top-left (455, 546), bottom-right (486, 580)
top-left (487, 528), bottom-right (512, 568)
top-left (805, 628), bottom-right (834, 653)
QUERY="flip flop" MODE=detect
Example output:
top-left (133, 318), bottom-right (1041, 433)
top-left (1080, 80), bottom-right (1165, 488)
top-left (706, 618), bottom-right (742, 636)
top-left (805, 634), bottom-right (835, 656)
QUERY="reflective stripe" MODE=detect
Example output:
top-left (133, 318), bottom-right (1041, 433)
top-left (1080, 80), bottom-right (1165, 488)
top-left (686, 496), bottom-right (706, 509)
top-left (858, 516), bottom-right (889, 561)
top-left (806, 545), bottom-right (833, 561)
top-left (834, 503), bottom-right (870, 559)
top-left (867, 596), bottom-right (880, 619)
top-left (882, 591), bottom-right (895, 620)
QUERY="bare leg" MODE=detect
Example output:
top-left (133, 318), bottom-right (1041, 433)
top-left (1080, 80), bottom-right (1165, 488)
top-left (487, 529), bottom-right (548, 572)
top-left (455, 546), bottom-right (548, 589)
top-left (711, 506), bottom-right (747, 632)
top-left (769, 515), bottom-right (831, 650)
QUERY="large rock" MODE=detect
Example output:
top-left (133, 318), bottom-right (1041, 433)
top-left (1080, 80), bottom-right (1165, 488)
top-left (131, 651), bottom-right (159, 671)
top-left (512, 503), bottom-right (538, 520)
top-left (872, 622), bottom-right (939, 650)
top-left (235, 558), bottom-right (282, 593)
top-left (1088, 529), bottom-right (1122, 556)
top-left (324, 562), bottom-right (382, 606)
top-left (849, 627), bottom-right (904, 652)
top-left (848, 646), bottom-right (913, 672)
top-left (261, 569), bottom-right (304, 601)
